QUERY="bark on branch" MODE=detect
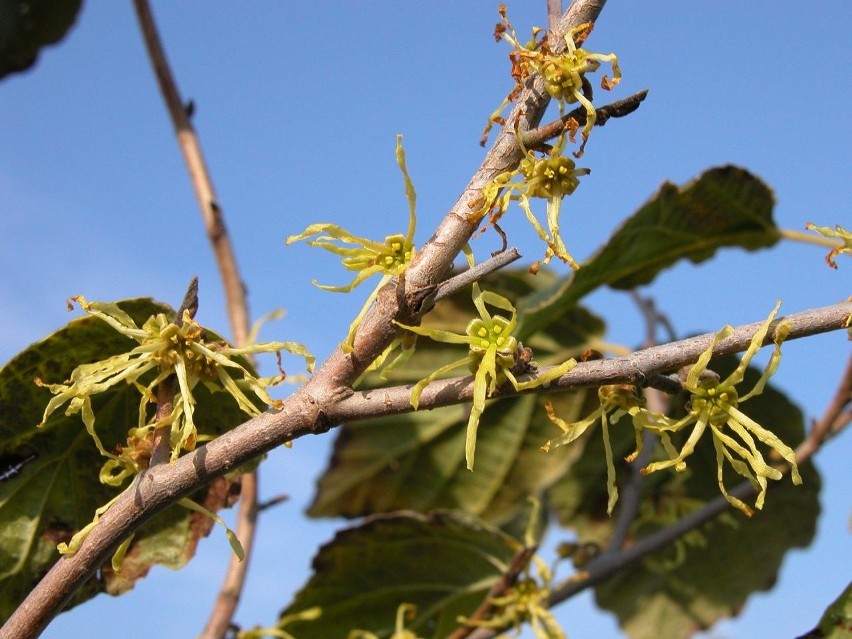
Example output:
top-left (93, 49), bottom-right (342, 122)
top-left (3, 299), bottom-right (849, 639)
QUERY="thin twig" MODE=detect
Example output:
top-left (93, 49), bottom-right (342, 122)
top-left (522, 90), bottom-right (648, 150)
top-left (607, 292), bottom-right (673, 551)
top-left (150, 277), bottom-right (198, 466)
top-left (547, 0), bottom-right (563, 33)
top-left (796, 353), bottom-right (852, 461)
top-left (132, 3), bottom-right (257, 638)
top-left (148, 378), bottom-right (176, 467)
top-left (132, 0), bottom-right (249, 347)
top-left (200, 471), bottom-right (258, 639)
top-left (434, 248), bottom-right (523, 303)
top-left (257, 494), bottom-right (289, 512)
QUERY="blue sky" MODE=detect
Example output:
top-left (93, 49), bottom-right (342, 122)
top-left (1, 2), bottom-right (849, 638)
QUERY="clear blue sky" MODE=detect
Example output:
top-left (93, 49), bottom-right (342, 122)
top-left (1, 2), bottom-right (849, 638)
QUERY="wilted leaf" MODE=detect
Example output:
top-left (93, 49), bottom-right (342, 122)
top-left (548, 356), bottom-right (820, 639)
top-left (310, 269), bottom-right (602, 527)
top-left (0, 299), bottom-right (254, 618)
top-left (518, 166), bottom-right (778, 338)
top-left (0, 0), bottom-right (82, 80)
top-left (279, 511), bottom-right (519, 639)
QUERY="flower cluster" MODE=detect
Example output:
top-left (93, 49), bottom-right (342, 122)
top-left (286, 135), bottom-right (417, 352)
top-left (35, 296), bottom-right (313, 560)
top-left (482, 5), bottom-right (621, 154)
top-left (396, 278), bottom-right (575, 470)
top-left (37, 297), bottom-right (314, 479)
top-left (473, 133), bottom-right (590, 273)
top-left (543, 303), bottom-right (802, 517)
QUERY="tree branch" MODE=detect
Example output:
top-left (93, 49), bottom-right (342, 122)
top-left (131, 0), bottom-right (249, 347)
top-left (331, 302), bottom-right (852, 422)
top-left (132, 3), bottom-right (257, 637)
top-left (9, 2), bottom-right (850, 637)
top-left (522, 89), bottom-right (649, 150)
top-left (4, 299), bottom-right (848, 639)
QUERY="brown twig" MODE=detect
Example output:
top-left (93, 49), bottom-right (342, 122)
top-left (522, 89), bottom-right (648, 150)
top-left (199, 471), bottom-right (259, 639)
top-left (132, 0), bottom-right (248, 347)
top-left (257, 494), bottom-right (289, 512)
top-left (547, 0), bottom-right (563, 33)
top-left (131, 3), bottom-right (257, 638)
top-left (796, 353), bottom-right (852, 461)
top-left (606, 292), bottom-right (675, 551)
top-left (434, 248), bottom-right (523, 303)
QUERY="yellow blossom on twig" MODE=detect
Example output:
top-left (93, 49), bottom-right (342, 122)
top-left (396, 276), bottom-right (575, 470)
top-left (473, 133), bottom-right (589, 273)
top-left (36, 296), bottom-right (313, 471)
top-left (641, 301), bottom-right (800, 516)
top-left (482, 5), bottom-right (621, 154)
top-left (286, 135), bottom-right (417, 352)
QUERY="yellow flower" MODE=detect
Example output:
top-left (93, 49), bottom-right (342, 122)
top-left (473, 133), bottom-right (589, 273)
top-left (286, 135), bottom-right (417, 352)
top-left (641, 302), bottom-right (801, 516)
top-left (482, 6), bottom-right (621, 153)
top-left (37, 296), bottom-right (313, 472)
top-left (396, 282), bottom-right (575, 470)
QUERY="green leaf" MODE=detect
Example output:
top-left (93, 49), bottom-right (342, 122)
top-left (0, 299), bottom-right (254, 618)
top-left (796, 582), bottom-right (852, 639)
top-left (309, 269), bottom-right (602, 526)
top-left (309, 394), bottom-right (588, 527)
top-left (518, 166), bottom-right (778, 338)
top-left (547, 356), bottom-right (820, 639)
top-left (279, 511), bottom-right (519, 639)
top-left (0, 0), bottom-right (82, 80)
